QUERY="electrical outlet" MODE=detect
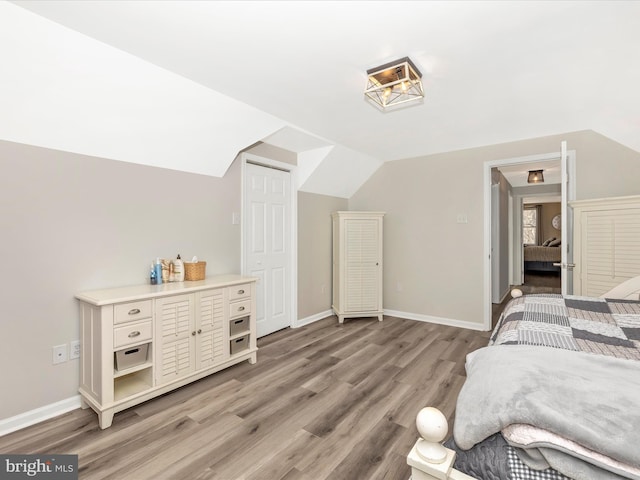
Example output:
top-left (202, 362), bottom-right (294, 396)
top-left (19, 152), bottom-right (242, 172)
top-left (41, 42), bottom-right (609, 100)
top-left (53, 344), bottom-right (68, 365)
top-left (70, 340), bottom-right (81, 360)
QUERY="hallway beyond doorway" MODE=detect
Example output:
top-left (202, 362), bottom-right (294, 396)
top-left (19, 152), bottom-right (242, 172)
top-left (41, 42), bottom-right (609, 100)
top-left (492, 272), bottom-right (561, 328)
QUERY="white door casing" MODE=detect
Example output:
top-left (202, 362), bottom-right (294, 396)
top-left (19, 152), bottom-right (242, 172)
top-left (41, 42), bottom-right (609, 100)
top-left (483, 144), bottom-right (576, 331)
top-left (491, 184), bottom-right (501, 303)
top-left (241, 155), bottom-right (295, 337)
top-left (559, 140), bottom-right (575, 295)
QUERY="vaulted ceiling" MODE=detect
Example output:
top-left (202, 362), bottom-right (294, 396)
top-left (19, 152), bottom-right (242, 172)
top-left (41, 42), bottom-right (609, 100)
top-left (5, 1), bottom-right (640, 197)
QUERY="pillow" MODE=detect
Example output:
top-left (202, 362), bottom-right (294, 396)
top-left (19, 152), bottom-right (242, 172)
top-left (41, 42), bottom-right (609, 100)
top-left (542, 237), bottom-right (556, 247)
top-left (600, 275), bottom-right (640, 300)
top-left (548, 239), bottom-right (561, 247)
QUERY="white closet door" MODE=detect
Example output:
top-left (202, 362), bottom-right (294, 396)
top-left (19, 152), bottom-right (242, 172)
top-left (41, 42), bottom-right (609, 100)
top-left (244, 162), bottom-right (291, 337)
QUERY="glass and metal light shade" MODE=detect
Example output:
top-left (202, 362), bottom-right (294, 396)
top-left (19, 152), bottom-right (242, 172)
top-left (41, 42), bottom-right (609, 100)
top-left (364, 57), bottom-right (424, 110)
top-left (527, 170), bottom-right (544, 183)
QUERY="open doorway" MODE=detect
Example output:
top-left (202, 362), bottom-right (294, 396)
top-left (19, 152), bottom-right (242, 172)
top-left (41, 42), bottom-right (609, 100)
top-left (483, 146), bottom-right (575, 330)
top-left (491, 160), bottom-right (562, 297)
top-left (521, 195), bottom-right (562, 292)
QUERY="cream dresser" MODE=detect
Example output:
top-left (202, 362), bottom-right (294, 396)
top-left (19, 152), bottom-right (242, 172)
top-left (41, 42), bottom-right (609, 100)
top-left (76, 275), bottom-right (257, 429)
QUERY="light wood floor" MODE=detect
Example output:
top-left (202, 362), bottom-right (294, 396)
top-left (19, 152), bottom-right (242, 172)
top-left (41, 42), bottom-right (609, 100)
top-left (0, 316), bottom-right (491, 480)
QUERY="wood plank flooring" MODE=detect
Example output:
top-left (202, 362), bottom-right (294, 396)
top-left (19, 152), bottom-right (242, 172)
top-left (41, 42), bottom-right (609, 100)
top-left (0, 316), bottom-right (491, 480)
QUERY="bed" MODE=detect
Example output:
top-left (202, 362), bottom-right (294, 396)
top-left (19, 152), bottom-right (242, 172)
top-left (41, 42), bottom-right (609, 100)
top-left (524, 245), bottom-right (561, 272)
top-left (443, 293), bottom-right (640, 480)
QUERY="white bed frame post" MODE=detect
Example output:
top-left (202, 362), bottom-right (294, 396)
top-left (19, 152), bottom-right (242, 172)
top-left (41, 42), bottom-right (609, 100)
top-left (407, 407), bottom-right (476, 480)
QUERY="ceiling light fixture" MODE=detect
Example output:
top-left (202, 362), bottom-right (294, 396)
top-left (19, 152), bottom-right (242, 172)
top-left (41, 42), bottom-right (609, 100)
top-left (527, 170), bottom-right (545, 183)
top-left (364, 57), bottom-right (424, 110)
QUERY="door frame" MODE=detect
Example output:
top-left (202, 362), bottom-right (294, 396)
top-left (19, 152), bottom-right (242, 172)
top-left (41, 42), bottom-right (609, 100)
top-left (483, 148), bottom-right (576, 331)
top-left (240, 152), bottom-right (298, 333)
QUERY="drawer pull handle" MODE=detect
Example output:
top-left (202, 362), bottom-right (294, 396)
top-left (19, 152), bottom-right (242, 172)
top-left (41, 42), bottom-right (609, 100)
top-left (192, 331), bottom-right (196, 336)
top-left (238, 289), bottom-right (245, 294)
top-left (238, 306), bottom-right (245, 312)
top-left (128, 331), bottom-right (141, 338)
top-left (234, 319), bottom-right (243, 324)
top-left (128, 308), bottom-right (141, 315)
top-left (197, 329), bottom-right (202, 334)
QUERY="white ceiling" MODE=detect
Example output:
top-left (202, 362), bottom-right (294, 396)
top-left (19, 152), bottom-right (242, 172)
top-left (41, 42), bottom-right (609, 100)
top-left (499, 159), bottom-right (561, 188)
top-left (8, 1), bottom-right (640, 192)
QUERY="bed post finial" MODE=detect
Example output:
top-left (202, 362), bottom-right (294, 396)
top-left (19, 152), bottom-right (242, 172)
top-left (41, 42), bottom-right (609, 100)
top-left (415, 407), bottom-right (448, 464)
top-left (407, 407), bottom-right (474, 480)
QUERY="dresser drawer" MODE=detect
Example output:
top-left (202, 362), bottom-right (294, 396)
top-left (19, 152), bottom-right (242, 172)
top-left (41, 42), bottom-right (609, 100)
top-left (114, 300), bottom-right (152, 324)
top-left (229, 299), bottom-right (251, 318)
top-left (229, 315), bottom-right (250, 336)
top-left (114, 320), bottom-right (153, 348)
top-left (228, 284), bottom-right (251, 301)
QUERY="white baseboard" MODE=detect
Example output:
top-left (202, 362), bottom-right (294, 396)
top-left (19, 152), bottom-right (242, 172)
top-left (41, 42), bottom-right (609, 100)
top-left (0, 395), bottom-right (81, 437)
top-left (498, 288), bottom-right (511, 304)
top-left (384, 309), bottom-right (487, 331)
top-left (0, 310), bottom-right (480, 437)
top-left (293, 308), bottom-right (487, 331)
top-left (293, 309), bottom-right (334, 328)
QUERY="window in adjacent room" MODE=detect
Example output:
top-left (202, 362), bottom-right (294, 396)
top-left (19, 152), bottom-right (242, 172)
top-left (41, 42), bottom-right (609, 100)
top-left (523, 206), bottom-right (538, 245)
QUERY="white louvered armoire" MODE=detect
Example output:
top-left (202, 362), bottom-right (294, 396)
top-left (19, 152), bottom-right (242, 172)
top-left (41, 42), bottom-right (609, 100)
top-left (571, 195), bottom-right (640, 297)
top-left (331, 211), bottom-right (384, 323)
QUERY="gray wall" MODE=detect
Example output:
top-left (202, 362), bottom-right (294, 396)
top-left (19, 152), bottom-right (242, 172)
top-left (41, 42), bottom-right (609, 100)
top-left (348, 130), bottom-right (640, 327)
top-left (243, 142), bottom-right (298, 166)
top-left (3, 128), bottom-right (640, 423)
top-left (524, 202), bottom-right (562, 244)
top-left (0, 140), bottom-right (242, 420)
top-left (297, 192), bottom-right (347, 320)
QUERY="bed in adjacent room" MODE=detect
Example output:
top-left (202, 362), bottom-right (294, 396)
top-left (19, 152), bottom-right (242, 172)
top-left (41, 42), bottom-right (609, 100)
top-left (523, 244), bottom-right (561, 272)
top-left (444, 292), bottom-right (640, 480)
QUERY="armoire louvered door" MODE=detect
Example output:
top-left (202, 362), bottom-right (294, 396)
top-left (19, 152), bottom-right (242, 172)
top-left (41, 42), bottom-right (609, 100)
top-left (332, 211), bottom-right (384, 324)
top-left (571, 196), bottom-right (640, 297)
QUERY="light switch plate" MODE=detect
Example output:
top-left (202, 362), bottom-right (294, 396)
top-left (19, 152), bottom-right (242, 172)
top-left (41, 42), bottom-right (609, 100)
top-left (70, 340), bottom-right (81, 360)
top-left (53, 344), bottom-right (68, 364)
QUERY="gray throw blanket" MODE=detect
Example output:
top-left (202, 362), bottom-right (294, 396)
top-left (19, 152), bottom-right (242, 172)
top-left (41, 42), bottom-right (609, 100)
top-left (453, 345), bottom-right (640, 480)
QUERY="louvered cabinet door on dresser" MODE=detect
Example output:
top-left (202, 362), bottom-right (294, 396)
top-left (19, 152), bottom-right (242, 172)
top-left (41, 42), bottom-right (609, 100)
top-left (571, 195), bottom-right (640, 297)
top-left (156, 289), bottom-right (228, 384)
top-left (155, 293), bottom-right (195, 384)
top-left (332, 211), bottom-right (384, 323)
top-left (195, 289), bottom-right (226, 370)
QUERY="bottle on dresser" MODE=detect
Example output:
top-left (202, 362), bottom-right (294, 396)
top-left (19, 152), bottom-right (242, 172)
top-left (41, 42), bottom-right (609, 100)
top-left (172, 254), bottom-right (185, 282)
top-left (154, 258), bottom-right (163, 284)
top-left (149, 263), bottom-right (158, 285)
